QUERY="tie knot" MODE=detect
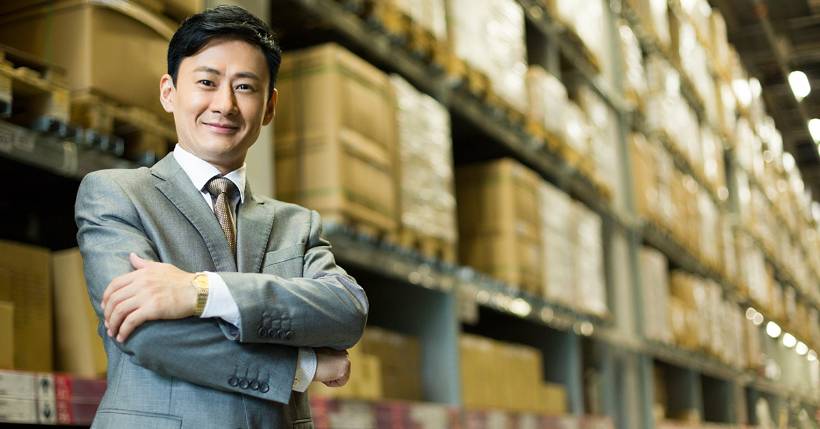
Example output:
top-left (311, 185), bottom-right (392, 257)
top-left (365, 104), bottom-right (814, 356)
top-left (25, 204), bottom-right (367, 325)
top-left (206, 176), bottom-right (238, 198)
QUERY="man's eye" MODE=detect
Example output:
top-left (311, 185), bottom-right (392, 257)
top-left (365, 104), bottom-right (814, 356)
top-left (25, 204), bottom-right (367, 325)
top-left (236, 84), bottom-right (254, 91)
top-left (198, 79), bottom-right (215, 87)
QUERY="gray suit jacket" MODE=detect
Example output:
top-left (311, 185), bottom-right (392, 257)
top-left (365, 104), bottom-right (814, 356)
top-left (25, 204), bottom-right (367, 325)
top-left (74, 153), bottom-right (368, 428)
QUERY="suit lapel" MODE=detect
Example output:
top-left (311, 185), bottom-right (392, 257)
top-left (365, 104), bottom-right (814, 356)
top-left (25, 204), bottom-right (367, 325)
top-left (236, 183), bottom-right (275, 273)
top-left (151, 154), bottom-right (238, 272)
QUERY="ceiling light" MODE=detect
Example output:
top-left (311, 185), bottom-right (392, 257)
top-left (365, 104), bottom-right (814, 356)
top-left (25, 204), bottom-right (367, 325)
top-left (783, 152), bottom-right (796, 172)
top-left (752, 313), bottom-right (764, 326)
top-left (789, 70), bottom-right (811, 101)
top-left (809, 118), bottom-right (820, 142)
top-left (796, 342), bottom-right (808, 355)
top-left (809, 350), bottom-right (817, 362)
top-left (766, 321), bottom-right (782, 338)
top-left (782, 333), bottom-right (797, 348)
top-left (750, 78), bottom-right (762, 98)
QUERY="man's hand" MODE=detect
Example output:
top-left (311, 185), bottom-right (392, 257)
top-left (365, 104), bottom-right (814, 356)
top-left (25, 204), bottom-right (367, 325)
top-left (102, 253), bottom-right (197, 343)
top-left (314, 349), bottom-right (350, 387)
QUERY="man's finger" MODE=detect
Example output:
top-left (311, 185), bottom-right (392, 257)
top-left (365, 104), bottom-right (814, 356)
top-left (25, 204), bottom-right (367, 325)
top-left (104, 282), bottom-right (141, 326)
top-left (102, 270), bottom-right (140, 308)
top-left (106, 296), bottom-right (141, 338)
top-left (117, 307), bottom-right (150, 343)
top-left (129, 252), bottom-right (150, 270)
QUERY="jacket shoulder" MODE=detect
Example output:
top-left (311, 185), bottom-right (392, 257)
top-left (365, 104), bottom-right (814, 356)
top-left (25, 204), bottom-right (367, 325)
top-left (80, 166), bottom-right (154, 192)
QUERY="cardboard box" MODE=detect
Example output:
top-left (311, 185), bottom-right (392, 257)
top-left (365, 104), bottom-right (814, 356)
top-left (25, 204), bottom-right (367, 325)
top-left (309, 345), bottom-right (382, 401)
top-left (275, 43), bottom-right (399, 235)
top-left (0, 302), bottom-right (12, 370)
top-left (0, 241), bottom-right (52, 372)
top-left (626, 0), bottom-right (670, 48)
top-left (359, 327), bottom-right (422, 401)
top-left (457, 159), bottom-right (543, 294)
top-left (52, 248), bottom-right (107, 378)
top-left (640, 247), bottom-right (671, 343)
top-left (0, 1), bottom-right (174, 118)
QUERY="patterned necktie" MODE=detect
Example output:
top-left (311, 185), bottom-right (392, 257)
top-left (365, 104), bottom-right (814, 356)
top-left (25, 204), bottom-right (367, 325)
top-left (205, 176), bottom-right (239, 256)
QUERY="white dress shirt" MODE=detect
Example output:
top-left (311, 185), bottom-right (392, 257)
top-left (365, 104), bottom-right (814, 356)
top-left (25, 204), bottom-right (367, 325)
top-left (173, 144), bottom-right (316, 392)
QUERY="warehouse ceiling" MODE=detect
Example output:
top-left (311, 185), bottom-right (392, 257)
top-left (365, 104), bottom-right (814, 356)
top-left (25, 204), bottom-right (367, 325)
top-left (711, 0), bottom-right (820, 200)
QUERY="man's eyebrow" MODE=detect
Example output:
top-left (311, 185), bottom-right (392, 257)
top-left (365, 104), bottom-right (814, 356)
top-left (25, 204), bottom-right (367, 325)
top-left (192, 67), bottom-right (260, 81)
top-left (193, 66), bottom-right (220, 74)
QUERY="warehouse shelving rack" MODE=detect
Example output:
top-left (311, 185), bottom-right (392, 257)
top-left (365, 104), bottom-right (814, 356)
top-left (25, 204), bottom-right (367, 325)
top-left (0, 0), bottom-right (818, 427)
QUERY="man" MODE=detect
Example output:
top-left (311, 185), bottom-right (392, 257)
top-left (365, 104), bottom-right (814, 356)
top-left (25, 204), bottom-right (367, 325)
top-left (74, 5), bottom-right (368, 428)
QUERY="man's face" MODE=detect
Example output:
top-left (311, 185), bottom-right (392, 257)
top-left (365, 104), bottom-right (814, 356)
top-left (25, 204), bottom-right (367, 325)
top-left (160, 37), bottom-right (276, 171)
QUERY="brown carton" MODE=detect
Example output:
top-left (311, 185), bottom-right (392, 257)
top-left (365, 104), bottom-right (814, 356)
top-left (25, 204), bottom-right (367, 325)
top-left (0, 241), bottom-right (52, 371)
top-left (456, 159), bottom-right (543, 293)
top-left (0, 301), bottom-right (12, 369)
top-left (0, 1), bottom-right (174, 118)
top-left (275, 43), bottom-right (399, 235)
top-left (52, 248), bottom-right (106, 378)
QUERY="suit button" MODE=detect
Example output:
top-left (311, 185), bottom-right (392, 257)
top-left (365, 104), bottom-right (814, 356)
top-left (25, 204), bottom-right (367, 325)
top-left (285, 331), bottom-right (293, 340)
top-left (275, 329), bottom-right (283, 338)
top-left (267, 328), bottom-right (276, 337)
top-left (228, 377), bottom-right (239, 387)
top-left (239, 379), bottom-right (249, 389)
top-left (250, 380), bottom-right (260, 390)
top-left (257, 327), bottom-right (266, 337)
top-left (260, 383), bottom-right (270, 393)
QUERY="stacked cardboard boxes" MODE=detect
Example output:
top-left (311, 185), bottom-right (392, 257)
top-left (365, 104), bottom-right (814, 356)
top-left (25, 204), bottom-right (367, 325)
top-left (457, 159), bottom-right (543, 295)
top-left (459, 334), bottom-right (567, 415)
top-left (275, 44), bottom-right (400, 236)
top-left (577, 84), bottom-right (619, 192)
top-left (626, 0), bottom-right (671, 49)
top-left (391, 0), bottom-right (447, 41)
top-left (390, 75), bottom-right (457, 255)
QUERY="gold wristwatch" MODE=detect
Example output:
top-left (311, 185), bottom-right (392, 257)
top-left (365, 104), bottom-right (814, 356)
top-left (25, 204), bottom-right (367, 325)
top-left (192, 273), bottom-right (209, 316)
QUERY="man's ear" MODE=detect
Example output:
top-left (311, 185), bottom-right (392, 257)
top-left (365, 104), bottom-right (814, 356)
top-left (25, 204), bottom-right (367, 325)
top-left (262, 88), bottom-right (277, 126)
top-left (159, 74), bottom-right (176, 113)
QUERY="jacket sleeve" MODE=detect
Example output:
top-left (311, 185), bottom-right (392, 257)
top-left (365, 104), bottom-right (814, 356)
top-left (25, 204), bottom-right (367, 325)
top-left (75, 171), bottom-right (298, 405)
top-left (219, 210), bottom-right (369, 349)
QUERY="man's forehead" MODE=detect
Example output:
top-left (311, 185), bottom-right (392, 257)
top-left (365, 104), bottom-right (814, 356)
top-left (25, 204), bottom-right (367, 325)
top-left (181, 38), bottom-right (268, 75)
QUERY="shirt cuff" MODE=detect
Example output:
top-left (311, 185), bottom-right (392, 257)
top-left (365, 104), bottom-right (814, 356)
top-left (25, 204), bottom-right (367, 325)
top-left (200, 272), bottom-right (242, 328)
top-left (292, 348), bottom-right (317, 392)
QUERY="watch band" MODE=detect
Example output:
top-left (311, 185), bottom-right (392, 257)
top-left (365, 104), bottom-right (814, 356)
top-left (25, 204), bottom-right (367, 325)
top-left (192, 273), bottom-right (209, 317)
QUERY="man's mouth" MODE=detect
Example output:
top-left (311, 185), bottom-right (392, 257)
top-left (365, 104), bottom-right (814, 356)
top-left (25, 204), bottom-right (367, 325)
top-left (202, 122), bottom-right (240, 134)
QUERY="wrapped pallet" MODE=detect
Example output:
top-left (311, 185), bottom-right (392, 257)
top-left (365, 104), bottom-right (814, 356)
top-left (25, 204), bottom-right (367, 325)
top-left (0, 1), bottom-right (173, 118)
top-left (626, 0), bottom-right (671, 48)
top-left (526, 66), bottom-right (569, 140)
top-left (574, 205), bottom-right (607, 317)
top-left (698, 190), bottom-right (720, 269)
top-left (577, 85), bottom-right (619, 190)
top-left (629, 133), bottom-right (659, 220)
top-left (539, 182), bottom-right (577, 307)
top-left (553, 0), bottom-right (608, 74)
top-left (391, 75), bottom-right (457, 260)
top-left (392, 0), bottom-right (448, 40)
top-left (618, 22), bottom-right (647, 107)
top-left (700, 126), bottom-right (726, 195)
top-left (275, 44), bottom-right (399, 235)
top-left (669, 272), bottom-right (709, 350)
top-left (457, 159), bottom-right (543, 294)
top-left (446, 0), bottom-right (527, 112)
top-left (562, 102), bottom-right (594, 164)
top-left (640, 247), bottom-right (671, 344)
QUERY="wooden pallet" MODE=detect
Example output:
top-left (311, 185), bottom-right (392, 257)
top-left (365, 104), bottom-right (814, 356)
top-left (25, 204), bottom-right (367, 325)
top-left (70, 91), bottom-right (176, 162)
top-left (486, 92), bottom-right (526, 128)
top-left (556, 20), bottom-right (601, 74)
top-left (0, 47), bottom-right (71, 135)
top-left (321, 210), bottom-right (396, 244)
top-left (390, 228), bottom-right (457, 264)
top-left (366, 1), bottom-right (410, 42)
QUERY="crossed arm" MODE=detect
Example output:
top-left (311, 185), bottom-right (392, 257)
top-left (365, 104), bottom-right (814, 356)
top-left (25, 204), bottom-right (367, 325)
top-left (75, 172), bottom-right (368, 400)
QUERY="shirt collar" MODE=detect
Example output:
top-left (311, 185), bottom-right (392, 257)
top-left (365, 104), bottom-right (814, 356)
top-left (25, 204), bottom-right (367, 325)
top-left (173, 144), bottom-right (246, 203)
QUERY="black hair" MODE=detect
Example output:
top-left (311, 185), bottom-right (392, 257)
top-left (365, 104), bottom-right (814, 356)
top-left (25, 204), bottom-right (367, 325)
top-left (167, 5), bottom-right (281, 97)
